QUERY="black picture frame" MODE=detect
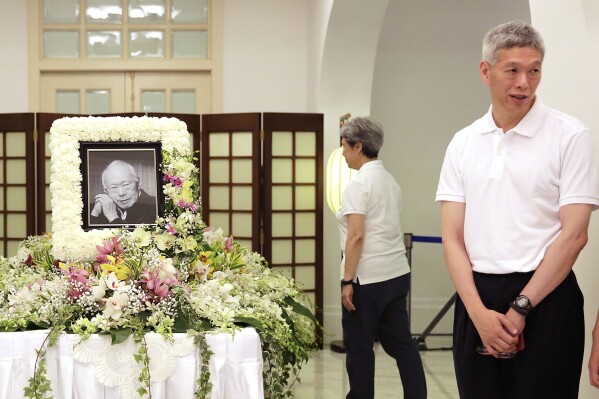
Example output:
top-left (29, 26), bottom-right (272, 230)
top-left (80, 142), bottom-right (163, 230)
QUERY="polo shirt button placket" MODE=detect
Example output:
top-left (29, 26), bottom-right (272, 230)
top-left (491, 131), bottom-right (505, 178)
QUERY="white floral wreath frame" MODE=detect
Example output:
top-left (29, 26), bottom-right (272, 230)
top-left (49, 116), bottom-right (191, 261)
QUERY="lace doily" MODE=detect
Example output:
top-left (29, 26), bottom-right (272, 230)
top-left (72, 333), bottom-right (196, 399)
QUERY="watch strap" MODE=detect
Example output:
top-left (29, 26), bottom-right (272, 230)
top-left (509, 301), bottom-right (530, 317)
top-left (341, 279), bottom-right (353, 286)
top-left (510, 295), bottom-right (533, 317)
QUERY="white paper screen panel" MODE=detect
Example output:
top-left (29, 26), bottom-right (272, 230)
top-left (269, 129), bottom-right (318, 291)
top-left (0, 122), bottom-right (34, 257)
top-left (206, 129), bottom-right (255, 244)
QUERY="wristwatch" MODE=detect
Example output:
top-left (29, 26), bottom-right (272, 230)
top-left (510, 295), bottom-right (533, 317)
top-left (341, 279), bottom-right (353, 286)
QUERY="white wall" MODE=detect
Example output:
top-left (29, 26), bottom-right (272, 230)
top-left (222, 0), bottom-right (310, 113)
top-left (318, 0), bottom-right (390, 343)
top-left (529, 2), bottom-right (599, 397)
top-left (0, 0), bottom-right (28, 112)
top-left (306, 0), bottom-right (333, 112)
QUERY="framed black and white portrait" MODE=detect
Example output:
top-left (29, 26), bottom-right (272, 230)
top-left (80, 142), bottom-right (163, 230)
top-left (48, 116), bottom-right (191, 260)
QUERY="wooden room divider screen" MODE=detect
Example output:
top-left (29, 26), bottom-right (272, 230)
top-left (0, 112), bottom-right (323, 338)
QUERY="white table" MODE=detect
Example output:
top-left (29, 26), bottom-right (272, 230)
top-left (0, 328), bottom-right (264, 399)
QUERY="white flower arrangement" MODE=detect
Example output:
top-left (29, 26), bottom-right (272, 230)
top-left (0, 116), bottom-right (319, 399)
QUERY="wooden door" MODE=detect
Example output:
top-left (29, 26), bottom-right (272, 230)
top-left (40, 72), bottom-right (126, 114)
top-left (39, 72), bottom-right (212, 114)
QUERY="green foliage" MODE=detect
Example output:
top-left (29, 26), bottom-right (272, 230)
top-left (110, 328), bottom-right (133, 345)
top-left (133, 328), bottom-right (152, 399)
top-left (283, 296), bottom-right (318, 325)
top-left (189, 329), bottom-right (213, 399)
top-left (23, 312), bottom-right (72, 399)
top-left (23, 349), bottom-right (53, 399)
top-left (233, 316), bottom-right (265, 331)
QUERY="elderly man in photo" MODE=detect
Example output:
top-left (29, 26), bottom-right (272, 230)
top-left (436, 21), bottom-right (599, 399)
top-left (90, 160), bottom-right (157, 225)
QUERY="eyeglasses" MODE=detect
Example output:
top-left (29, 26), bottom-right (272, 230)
top-left (476, 345), bottom-right (517, 359)
top-left (105, 181), bottom-right (136, 194)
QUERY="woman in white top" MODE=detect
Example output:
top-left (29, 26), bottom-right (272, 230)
top-left (337, 116), bottom-right (426, 399)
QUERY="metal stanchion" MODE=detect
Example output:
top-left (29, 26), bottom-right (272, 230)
top-left (409, 235), bottom-right (454, 351)
top-left (412, 293), bottom-right (456, 350)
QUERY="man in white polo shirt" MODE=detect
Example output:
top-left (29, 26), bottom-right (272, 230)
top-left (436, 21), bottom-right (599, 399)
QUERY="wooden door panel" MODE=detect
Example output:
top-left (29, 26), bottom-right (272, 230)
top-left (40, 72), bottom-right (126, 114)
top-left (128, 72), bottom-right (212, 114)
top-left (201, 113), bottom-right (261, 252)
top-left (0, 113), bottom-right (36, 255)
top-left (263, 112), bottom-right (324, 335)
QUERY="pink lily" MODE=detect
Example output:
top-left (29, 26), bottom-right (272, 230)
top-left (224, 236), bottom-right (234, 252)
top-left (141, 271), bottom-right (172, 299)
top-left (95, 237), bottom-right (124, 265)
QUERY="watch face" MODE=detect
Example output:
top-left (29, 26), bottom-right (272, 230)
top-left (516, 296), bottom-right (529, 307)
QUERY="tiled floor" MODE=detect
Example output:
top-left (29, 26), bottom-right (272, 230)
top-left (292, 336), bottom-right (458, 398)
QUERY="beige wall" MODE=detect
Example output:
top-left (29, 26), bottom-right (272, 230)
top-left (222, 0), bottom-right (310, 112)
top-left (0, 0), bottom-right (28, 112)
top-left (529, 1), bottom-right (599, 396)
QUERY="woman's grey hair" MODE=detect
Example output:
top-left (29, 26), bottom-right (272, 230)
top-left (101, 160), bottom-right (140, 189)
top-left (340, 116), bottom-right (384, 158)
top-left (482, 21), bottom-right (545, 65)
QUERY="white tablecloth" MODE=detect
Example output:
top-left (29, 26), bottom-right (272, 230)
top-left (0, 328), bottom-right (264, 399)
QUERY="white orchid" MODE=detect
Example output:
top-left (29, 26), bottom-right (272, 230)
top-left (106, 272), bottom-right (127, 291)
top-left (92, 272), bottom-right (129, 301)
top-left (103, 292), bottom-right (129, 321)
top-left (157, 258), bottom-right (178, 283)
top-left (91, 284), bottom-right (106, 301)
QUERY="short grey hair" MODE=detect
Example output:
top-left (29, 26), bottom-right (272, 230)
top-left (482, 21), bottom-right (545, 65)
top-left (102, 160), bottom-right (140, 189)
top-left (340, 116), bottom-right (384, 158)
